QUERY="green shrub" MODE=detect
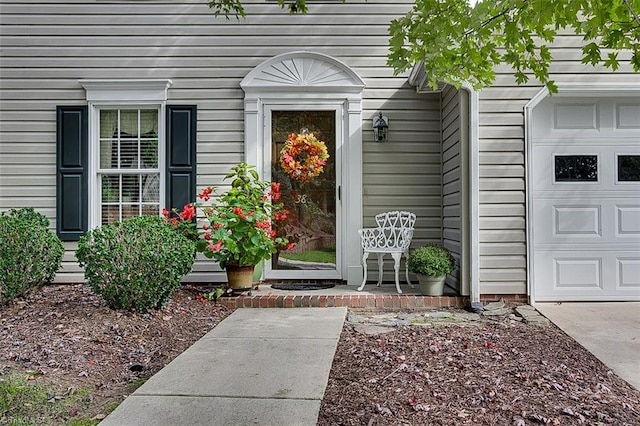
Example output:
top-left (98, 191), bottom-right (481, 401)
top-left (76, 215), bottom-right (195, 312)
top-left (0, 208), bottom-right (64, 305)
top-left (408, 244), bottom-right (455, 277)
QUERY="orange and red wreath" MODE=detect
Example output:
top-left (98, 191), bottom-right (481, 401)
top-left (279, 133), bottom-right (329, 183)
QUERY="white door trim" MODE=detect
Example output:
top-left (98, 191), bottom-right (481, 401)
top-left (240, 52), bottom-right (365, 285)
top-left (524, 82), bottom-right (640, 304)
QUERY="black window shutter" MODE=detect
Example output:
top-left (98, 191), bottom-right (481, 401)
top-left (166, 105), bottom-right (197, 212)
top-left (56, 105), bottom-right (88, 241)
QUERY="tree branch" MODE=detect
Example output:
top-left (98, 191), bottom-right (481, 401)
top-left (623, 0), bottom-right (640, 27)
top-left (464, 0), bottom-right (528, 37)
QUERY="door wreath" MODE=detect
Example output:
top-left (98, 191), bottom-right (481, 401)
top-left (279, 132), bottom-right (329, 183)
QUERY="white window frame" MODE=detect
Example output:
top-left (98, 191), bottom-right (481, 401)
top-left (79, 79), bottom-right (172, 229)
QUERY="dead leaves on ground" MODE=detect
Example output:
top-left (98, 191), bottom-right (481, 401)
top-left (319, 323), bottom-right (639, 425)
top-left (0, 284), bottom-right (229, 421)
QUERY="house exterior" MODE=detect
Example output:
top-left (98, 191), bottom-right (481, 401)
top-left (1, 0), bottom-right (639, 304)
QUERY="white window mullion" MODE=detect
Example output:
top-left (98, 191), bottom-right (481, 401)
top-left (137, 109), bottom-right (141, 169)
top-left (118, 174), bottom-right (123, 222)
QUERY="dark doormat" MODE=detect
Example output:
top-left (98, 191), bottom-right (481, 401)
top-left (270, 283), bottom-right (336, 291)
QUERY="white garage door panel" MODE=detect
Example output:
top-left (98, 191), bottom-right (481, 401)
top-left (533, 198), bottom-right (640, 245)
top-left (554, 206), bottom-right (600, 235)
top-left (531, 97), bottom-right (640, 301)
top-left (555, 256), bottom-right (602, 288)
top-left (617, 206), bottom-right (640, 235)
top-left (534, 250), bottom-right (640, 301)
top-left (616, 104), bottom-right (640, 129)
top-left (618, 258), bottom-right (640, 288)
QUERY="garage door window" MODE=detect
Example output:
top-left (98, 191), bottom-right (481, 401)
top-left (554, 155), bottom-right (598, 182)
top-left (617, 155), bottom-right (640, 182)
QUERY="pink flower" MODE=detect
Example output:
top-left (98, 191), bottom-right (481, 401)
top-left (162, 208), bottom-right (170, 218)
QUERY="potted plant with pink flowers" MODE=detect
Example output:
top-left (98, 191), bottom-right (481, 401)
top-left (166, 162), bottom-right (294, 289)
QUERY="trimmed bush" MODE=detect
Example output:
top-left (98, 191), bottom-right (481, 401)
top-left (408, 244), bottom-right (455, 277)
top-left (0, 208), bottom-right (64, 305)
top-left (76, 215), bottom-right (195, 312)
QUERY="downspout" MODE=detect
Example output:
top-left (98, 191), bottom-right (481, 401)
top-left (461, 83), bottom-right (481, 309)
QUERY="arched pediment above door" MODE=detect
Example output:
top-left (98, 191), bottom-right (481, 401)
top-left (240, 51), bottom-right (365, 93)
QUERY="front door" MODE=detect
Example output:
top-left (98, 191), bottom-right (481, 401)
top-left (264, 107), bottom-right (342, 280)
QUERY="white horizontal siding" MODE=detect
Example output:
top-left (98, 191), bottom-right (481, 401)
top-left (441, 85), bottom-right (462, 293)
top-left (0, 0), bottom-right (420, 283)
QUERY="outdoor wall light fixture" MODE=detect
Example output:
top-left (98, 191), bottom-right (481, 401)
top-left (373, 112), bottom-right (389, 142)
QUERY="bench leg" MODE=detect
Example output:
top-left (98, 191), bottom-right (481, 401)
top-left (357, 252), bottom-right (369, 291)
top-left (404, 250), bottom-right (414, 288)
top-left (376, 253), bottom-right (384, 286)
top-left (391, 252), bottom-right (403, 294)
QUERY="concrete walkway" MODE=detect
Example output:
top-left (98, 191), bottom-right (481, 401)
top-left (536, 302), bottom-right (640, 391)
top-left (100, 307), bottom-right (347, 426)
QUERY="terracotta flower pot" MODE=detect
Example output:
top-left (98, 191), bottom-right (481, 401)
top-left (225, 264), bottom-right (255, 290)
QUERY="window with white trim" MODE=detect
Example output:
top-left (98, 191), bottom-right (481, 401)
top-left (97, 107), bottom-right (162, 224)
top-left (57, 80), bottom-right (195, 241)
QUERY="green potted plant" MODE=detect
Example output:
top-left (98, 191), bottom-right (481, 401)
top-left (167, 163), bottom-right (294, 290)
top-left (408, 244), bottom-right (455, 296)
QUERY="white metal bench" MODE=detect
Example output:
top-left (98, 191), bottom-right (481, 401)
top-left (357, 211), bottom-right (416, 294)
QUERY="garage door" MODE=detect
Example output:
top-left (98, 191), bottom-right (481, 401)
top-left (530, 97), bottom-right (640, 301)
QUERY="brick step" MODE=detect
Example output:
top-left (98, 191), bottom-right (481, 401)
top-left (218, 294), bottom-right (469, 309)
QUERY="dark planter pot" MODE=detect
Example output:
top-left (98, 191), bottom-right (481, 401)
top-left (225, 264), bottom-right (255, 290)
top-left (416, 274), bottom-right (446, 296)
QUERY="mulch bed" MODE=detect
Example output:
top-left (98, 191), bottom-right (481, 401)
top-left (318, 320), bottom-right (640, 425)
top-left (1, 285), bottom-right (639, 425)
top-left (0, 284), bottom-right (230, 421)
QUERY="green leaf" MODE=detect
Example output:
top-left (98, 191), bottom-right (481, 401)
top-left (604, 52), bottom-right (620, 70)
top-left (582, 42), bottom-right (602, 66)
top-left (631, 50), bottom-right (640, 71)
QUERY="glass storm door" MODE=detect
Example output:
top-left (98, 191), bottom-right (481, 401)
top-left (265, 108), bottom-right (341, 279)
